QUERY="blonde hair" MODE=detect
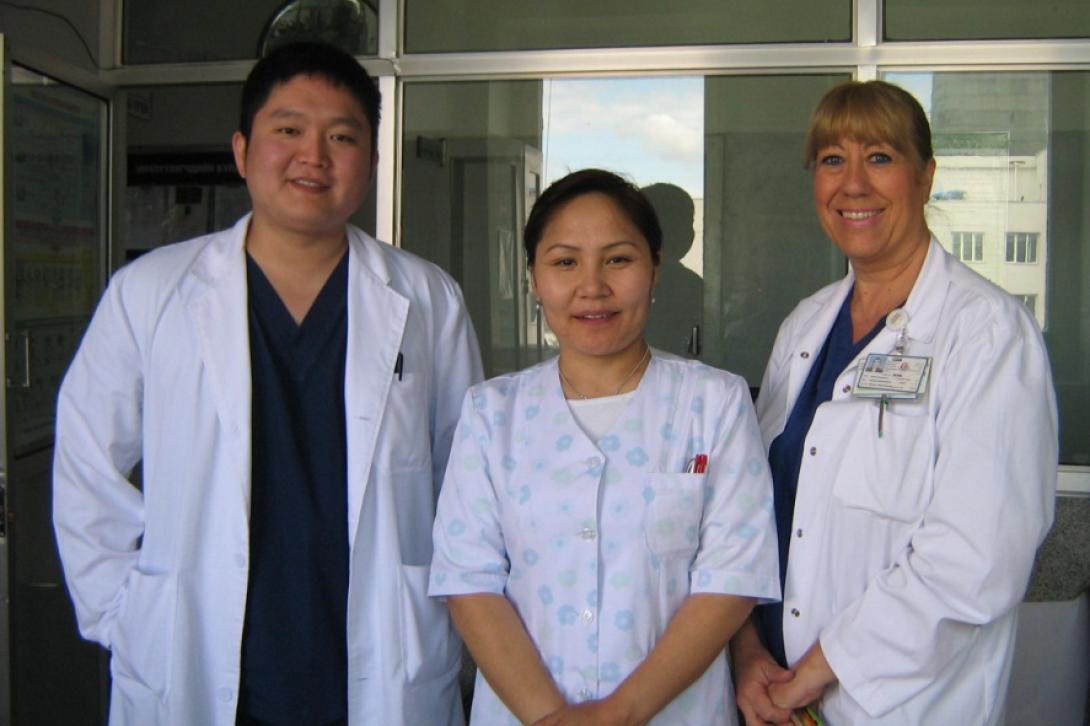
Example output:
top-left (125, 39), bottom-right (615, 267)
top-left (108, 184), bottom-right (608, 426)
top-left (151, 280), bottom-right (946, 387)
top-left (803, 80), bottom-right (933, 170)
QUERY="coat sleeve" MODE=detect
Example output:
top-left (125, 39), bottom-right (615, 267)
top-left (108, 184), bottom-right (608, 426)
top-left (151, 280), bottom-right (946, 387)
top-left (819, 304), bottom-right (1058, 717)
top-left (52, 270), bottom-right (146, 649)
top-left (428, 274), bottom-right (484, 501)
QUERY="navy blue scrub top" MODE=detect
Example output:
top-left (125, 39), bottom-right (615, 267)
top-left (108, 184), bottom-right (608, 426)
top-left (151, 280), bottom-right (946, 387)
top-left (755, 290), bottom-right (885, 668)
top-left (240, 252), bottom-right (350, 726)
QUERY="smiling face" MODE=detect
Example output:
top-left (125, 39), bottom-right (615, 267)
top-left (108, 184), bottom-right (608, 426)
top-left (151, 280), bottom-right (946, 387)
top-left (812, 137), bottom-right (935, 273)
top-left (531, 192), bottom-right (657, 366)
top-left (232, 74), bottom-right (376, 246)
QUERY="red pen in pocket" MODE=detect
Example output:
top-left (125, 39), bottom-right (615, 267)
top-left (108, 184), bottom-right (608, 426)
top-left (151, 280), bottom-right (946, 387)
top-left (685, 454), bottom-right (708, 473)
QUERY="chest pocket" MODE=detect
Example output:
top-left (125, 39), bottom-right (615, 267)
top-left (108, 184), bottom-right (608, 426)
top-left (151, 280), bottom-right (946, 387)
top-left (382, 372), bottom-right (430, 472)
top-left (832, 403), bottom-right (933, 523)
top-left (644, 473), bottom-right (705, 558)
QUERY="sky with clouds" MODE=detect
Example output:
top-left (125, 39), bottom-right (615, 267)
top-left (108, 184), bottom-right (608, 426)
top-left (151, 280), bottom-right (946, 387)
top-left (542, 77), bottom-right (704, 197)
top-left (538, 73), bottom-right (933, 200)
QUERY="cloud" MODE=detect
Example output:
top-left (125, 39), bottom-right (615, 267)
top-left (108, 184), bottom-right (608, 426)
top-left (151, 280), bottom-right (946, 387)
top-left (544, 78), bottom-right (703, 164)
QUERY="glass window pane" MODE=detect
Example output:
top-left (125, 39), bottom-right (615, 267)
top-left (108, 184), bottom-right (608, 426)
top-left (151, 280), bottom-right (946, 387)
top-left (888, 70), bottom-right (1090, 465)
top-left (124, 0), bottom-right (379, 64)
top-left (885, 0), bottom-right (1090, 41)
top-left (401, 81), bottom-right (544, 376)
top-left (405, 0), bottom-right (849, 53)
top-left (400, 74), bottom-right (846, 390)
top-left (9, 67), bottom-right (106, 450)
top-left (703, 74), bottom-right (849, 385)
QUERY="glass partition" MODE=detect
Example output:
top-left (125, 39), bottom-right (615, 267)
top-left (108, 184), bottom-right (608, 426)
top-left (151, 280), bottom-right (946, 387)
top-left (401, 74), bottom-right (847, 388)
top-left (703, 74), bottom-right (848, 386)
top-left (124, 0), bottom-right (379, 64)
top-left (8, 67), bottom-right (106, 451)
top-left (884, 0), bottom-right (1090, 41)
top-left (405, 0), bottom-right (849, 53)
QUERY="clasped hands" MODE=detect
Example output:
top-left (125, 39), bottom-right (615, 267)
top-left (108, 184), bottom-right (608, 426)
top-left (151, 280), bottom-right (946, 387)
top-left (735, 642), bottom-right (835, 726)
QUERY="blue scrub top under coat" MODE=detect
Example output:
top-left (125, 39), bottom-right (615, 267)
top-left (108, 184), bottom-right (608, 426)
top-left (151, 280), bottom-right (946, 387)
top-left (240, 252), bottom-right (350, 725)
top-left (755, 290), bottom-right (885, 667)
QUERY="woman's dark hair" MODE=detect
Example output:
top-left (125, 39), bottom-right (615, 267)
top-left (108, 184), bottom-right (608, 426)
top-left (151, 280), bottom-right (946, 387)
top-left (524, 169), bottom-right (663, 266)
top-left (238, 41), bottom-right (381, 145)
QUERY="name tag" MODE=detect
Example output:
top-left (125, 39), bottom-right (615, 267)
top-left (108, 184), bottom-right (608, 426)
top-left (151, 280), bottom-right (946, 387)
top-left (853, 353), bottom-right (932, 401)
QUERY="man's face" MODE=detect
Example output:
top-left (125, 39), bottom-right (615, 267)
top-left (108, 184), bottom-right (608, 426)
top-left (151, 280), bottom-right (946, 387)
top-left (232, 74), bottom-right (376, 243)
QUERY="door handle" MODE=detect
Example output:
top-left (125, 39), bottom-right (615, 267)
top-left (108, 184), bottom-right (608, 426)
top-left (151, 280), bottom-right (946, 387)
top-left (687, 324), bottom-right (702, 357)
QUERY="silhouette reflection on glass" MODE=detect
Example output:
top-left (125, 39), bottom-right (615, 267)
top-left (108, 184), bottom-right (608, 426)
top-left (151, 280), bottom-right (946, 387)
top-left (642, 182), bottom-right (704, 357)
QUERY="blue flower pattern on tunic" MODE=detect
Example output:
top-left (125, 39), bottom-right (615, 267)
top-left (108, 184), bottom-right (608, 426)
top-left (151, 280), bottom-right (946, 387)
top-left (429, 356), bottom-right (780, 726)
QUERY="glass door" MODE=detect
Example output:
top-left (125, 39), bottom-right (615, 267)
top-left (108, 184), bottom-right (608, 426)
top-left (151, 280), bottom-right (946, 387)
top-left (2, 38), bottom-right (110, 723)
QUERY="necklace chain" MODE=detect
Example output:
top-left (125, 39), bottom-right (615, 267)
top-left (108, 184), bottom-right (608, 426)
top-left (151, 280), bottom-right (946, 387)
top-left (558, 345), bottom-right (651, 400)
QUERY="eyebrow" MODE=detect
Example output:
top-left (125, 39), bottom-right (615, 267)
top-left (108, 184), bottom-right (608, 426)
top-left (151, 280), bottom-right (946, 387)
top-left (542, 240), bottom-right (643, 252)
top-left (266, 108), bottom-right (364, 129)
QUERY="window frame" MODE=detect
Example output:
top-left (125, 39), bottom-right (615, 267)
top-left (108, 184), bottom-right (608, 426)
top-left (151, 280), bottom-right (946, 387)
top-left (86, 0), bottom-right (1090, 486)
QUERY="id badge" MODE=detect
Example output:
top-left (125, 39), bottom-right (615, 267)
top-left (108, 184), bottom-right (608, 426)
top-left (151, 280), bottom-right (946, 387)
top-left (853, 353), bottom-right (932, 401)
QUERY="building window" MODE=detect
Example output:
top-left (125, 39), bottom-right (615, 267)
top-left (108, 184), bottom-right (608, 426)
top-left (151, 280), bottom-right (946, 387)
top-left (1016, 294), bottom-right (1038, 315)
top-left (952, 231), bottom-right (984, 261)
top-left (1005, 232), bottom-right (1039, 263)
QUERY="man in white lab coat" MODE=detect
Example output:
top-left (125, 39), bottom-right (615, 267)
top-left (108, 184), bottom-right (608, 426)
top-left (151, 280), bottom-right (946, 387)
top-left (52, 42), bottom-right (482, 726)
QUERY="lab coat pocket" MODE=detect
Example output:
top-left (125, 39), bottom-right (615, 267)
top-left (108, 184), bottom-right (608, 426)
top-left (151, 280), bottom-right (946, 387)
top-left (393, 466), bottom-right (437, 566)
top-left (384, 372), bottom-right (431, 472)
top-left (833, 405), bottom-right (933, 523)
top-left (645, 473), bottom-right (706, 558)
top-left (108, 568), bottom-right (178, 701)
top-left (399, 564), bottom-right (461, 685)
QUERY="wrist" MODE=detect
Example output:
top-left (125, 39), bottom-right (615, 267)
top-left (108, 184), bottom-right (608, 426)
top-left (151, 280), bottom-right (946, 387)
top-left (604, 685), bottom-right (648, 726)
top-left (730, 623), bottom-right (768, 668)
top-left (797, 642), bottom-right (836, 690)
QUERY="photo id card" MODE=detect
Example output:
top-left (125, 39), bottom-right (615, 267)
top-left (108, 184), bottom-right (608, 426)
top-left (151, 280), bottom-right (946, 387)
top-left (853, 353), bottom-right (932, 400)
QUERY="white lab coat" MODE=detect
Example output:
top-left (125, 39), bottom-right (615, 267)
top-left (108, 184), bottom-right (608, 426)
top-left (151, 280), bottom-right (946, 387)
top-left (756, 238), bottom-right (1057, 724)
top-left (52, 215), bottom-right (483, 726)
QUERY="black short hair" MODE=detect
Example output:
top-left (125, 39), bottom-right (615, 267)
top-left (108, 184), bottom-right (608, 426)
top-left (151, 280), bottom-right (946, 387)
top-left (238, 41), bottom-right (380, 145)
top-left (524, 169), bottom-right (662, 266)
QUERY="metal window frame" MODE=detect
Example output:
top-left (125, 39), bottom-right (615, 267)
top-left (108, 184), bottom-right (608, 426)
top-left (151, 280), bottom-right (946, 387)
top-left (31, 0), bottom-right (1090, 488)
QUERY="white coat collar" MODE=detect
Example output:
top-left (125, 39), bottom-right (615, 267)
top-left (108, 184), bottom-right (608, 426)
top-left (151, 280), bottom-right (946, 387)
top-left (179, 214), bottom-right (411, 546)
top-left (180, 215), bottom-right (252, 498)
top-left (343, 225), bottom-right (410, 545)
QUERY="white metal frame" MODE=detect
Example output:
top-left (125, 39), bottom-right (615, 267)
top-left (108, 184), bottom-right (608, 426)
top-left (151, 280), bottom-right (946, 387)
top-left (13, 0), bottom-right (1088, 490)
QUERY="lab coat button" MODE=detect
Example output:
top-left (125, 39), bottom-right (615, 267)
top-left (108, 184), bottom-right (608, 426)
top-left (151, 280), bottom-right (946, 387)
top-left (800, 351), bottom-right (810, 359)
top-left (796, 529), bottom-right (803, 538)
top-left (579, 527), bottom-right (597, 540)
top-left (218, 687), bottom-right (233, 702)
top-left (809, 446), bottom-right (817, 456)
top-left (577, 688), bottom-right (593, 701)
top-left (842, 384), bottom-right (852, 393)
top-left (580, 608), bottom-right (594, 624)
top-left (790, 608), bottom-right (800, 617)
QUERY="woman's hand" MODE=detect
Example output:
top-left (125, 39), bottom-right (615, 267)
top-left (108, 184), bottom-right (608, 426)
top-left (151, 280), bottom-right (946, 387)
top-left (730, 619), bottom-right (794, 726)
top-left (767, 642), bottom-right (835, 714)
top-left (734, 650), bottom-right (795, 726)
